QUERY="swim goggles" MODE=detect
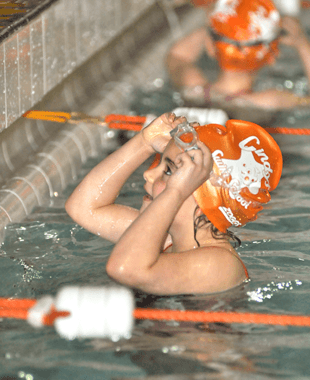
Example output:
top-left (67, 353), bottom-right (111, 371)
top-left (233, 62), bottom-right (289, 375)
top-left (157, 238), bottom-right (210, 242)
top-left (170, 122), bottom-right (199, 152)
top-left (208, 27), bottom-right (285, 48)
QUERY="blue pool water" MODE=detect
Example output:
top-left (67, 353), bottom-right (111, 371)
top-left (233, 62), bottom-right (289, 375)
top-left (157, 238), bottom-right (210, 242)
top-left (2, 36), bottom-right (310, 380)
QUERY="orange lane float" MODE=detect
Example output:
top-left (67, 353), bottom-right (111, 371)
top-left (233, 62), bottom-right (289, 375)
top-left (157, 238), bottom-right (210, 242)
top-left (23, 109), bottom-right (310, 136)
top-left (1, 291), bottom-right (310, 331)
top-left (23, 110), bottom-right (147, 132)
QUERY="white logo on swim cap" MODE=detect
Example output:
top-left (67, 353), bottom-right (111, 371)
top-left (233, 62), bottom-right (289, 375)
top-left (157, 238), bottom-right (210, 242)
top-left (212, 0), bottom-right (240, 22)
top-left (212, 0), bottom-right (280, 43)
top-left (212, 136), bottom-right (273, 206)
top-left (249, 7), bottom-right (280, 42)
top-left (219, 206), bottom-right (242, 227)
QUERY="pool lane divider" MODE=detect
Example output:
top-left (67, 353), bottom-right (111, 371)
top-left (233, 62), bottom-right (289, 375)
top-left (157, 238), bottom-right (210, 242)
top-left (264, 127), bottom-right (310, 135)
top-left (23, 110), bottom-right (150, 132)
top-left (1, 286), bottom-right (310, 341)
top-left (23, 110), bottom-right (310, 136)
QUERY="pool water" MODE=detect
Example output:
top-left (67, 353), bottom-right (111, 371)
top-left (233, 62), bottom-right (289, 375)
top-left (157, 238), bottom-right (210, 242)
top-left (1, 123), bottom-right (310, 380)
top-left (2, 39), bottom-right (310, 380)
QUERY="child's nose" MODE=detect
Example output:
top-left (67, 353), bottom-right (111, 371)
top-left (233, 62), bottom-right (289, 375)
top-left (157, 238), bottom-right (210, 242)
top-left (143, 169), bottom-right (155, 184)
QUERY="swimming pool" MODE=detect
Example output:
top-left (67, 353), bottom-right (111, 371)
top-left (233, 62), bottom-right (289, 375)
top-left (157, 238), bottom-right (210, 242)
top-left (2, 11), bottom-right (310, 380)
top-left (1, 108), bottom-right (310, 379)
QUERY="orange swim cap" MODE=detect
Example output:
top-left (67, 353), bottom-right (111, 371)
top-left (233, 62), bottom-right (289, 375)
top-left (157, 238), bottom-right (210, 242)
top-left (194, 120), bottom-right (283, 232)
top-left (209, 0), bottom-right (281, 71)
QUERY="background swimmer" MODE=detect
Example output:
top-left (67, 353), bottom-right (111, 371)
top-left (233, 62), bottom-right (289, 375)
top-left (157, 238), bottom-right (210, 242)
top-left (65, 113), bottom-right (282, 295)
top-left (166, 0), bottom-right (310, 124)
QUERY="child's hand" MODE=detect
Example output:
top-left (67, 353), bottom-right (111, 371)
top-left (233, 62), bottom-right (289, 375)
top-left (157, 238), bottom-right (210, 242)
top-left (142, 113), bottom-right (187, 153)
top-left (166, 141), bottom-right (213, 200)
top-left (280, 17), bottom-right (308, 48)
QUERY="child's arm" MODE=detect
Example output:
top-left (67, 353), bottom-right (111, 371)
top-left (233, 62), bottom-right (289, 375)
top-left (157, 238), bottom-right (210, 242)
top-left (107, 244), bottom-right (247, 295)
top-left (281, 16), bottom-right (310, 89)
top-left (241, 17), bottom-right (310, 109)
top-left (65, 113), bottom-right (178, 243)
top-left (166, 27), bottom-right (212, 88)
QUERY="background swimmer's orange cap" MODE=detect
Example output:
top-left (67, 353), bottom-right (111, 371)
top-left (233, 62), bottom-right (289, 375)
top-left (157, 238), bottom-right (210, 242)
top-left (210, 0), bottom-right (281, 71)
top-left (193, 120), bottom-right (283, 232)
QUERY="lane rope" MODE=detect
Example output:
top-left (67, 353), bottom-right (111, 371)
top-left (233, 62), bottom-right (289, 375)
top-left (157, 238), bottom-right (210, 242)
top-left (264, 127), bottom-right (310, 135)
top-left (2, 296), bottom-right (310, 327)
top-left (23, 110), bottom-right (310, 136)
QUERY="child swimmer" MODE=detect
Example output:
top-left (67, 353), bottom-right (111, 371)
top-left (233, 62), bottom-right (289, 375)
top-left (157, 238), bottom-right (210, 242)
top-left (65, 113), bottom-right (282, 295)
top-left (167, 0), bottom-right (310, 123)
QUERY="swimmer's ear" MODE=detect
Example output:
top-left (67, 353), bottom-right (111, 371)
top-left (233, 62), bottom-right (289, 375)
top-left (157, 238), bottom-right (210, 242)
top-left (194, 204), bottom-right (204, 216)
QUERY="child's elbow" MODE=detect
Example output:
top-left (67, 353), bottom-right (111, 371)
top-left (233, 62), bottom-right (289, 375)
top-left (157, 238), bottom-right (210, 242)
top-left (106, 260), bottom-right (121, 282)
top-left (106, 259), bottom-right (148, 289)
top-left (106, 260), bottom-right (132, 284)
top-left (65, 197), bottom-right (73, 217)
top-left (65, 196), bottom-right (81, 223)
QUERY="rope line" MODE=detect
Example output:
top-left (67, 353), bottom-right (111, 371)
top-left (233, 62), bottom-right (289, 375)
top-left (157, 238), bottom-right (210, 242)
top-left (134, 308), bottom-right (310, 327)
top-left (0, 308), bottom-right (29, 320)
top-left (43, 308), bottom-right (71, 326)
top-left (2, 297), bottom-right (310, 327)
top-left (23, 110), bottom-right (71, 123)
top-left (0, 299), bottom-right (70, 326)
top-left (264, 127), bottom-right (310, 135)
top-left (23, 110), bottom-right (310, 136)
top-left (105, 114), bottom-right (146, 124)
top-left (108, 122), bottom-right (144, 131)
top-left (0, 298), bottom-right (36, 309)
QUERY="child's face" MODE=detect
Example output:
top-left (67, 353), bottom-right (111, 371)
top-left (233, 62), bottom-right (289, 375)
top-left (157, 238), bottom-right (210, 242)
top-left (143, 141), bottom-right (181, 202)
top-left (215, 39), bottom-right (279, 72)
top-left (141, 140), bottom-right (196, 219)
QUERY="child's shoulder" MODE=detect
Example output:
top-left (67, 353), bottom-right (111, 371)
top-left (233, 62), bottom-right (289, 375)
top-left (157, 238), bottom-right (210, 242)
top-left (197, 244), bottom-right (248, 282)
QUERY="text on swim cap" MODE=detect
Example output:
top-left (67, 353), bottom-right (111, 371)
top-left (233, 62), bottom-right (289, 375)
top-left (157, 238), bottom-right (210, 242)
top-left (212, 135), bottom-right (273, 207)
top-left (219, 206), bottom-right (242, 227)
top-left (239, 136), bottom-right (273, 188)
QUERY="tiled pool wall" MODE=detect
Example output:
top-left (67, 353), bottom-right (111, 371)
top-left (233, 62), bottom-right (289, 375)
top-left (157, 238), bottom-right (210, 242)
top-left (0, 0), bottom-right (197, 241)
top-left (0, 0), bottom-right (157, 131)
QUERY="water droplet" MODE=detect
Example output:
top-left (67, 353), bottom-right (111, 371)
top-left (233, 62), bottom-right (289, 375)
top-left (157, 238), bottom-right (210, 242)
top-left (153, 78), bottom-right (164, 88)
top-left (284, 80), bottom-right (293, 89)
top-left (107, 130), bottom-right (115, 138)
